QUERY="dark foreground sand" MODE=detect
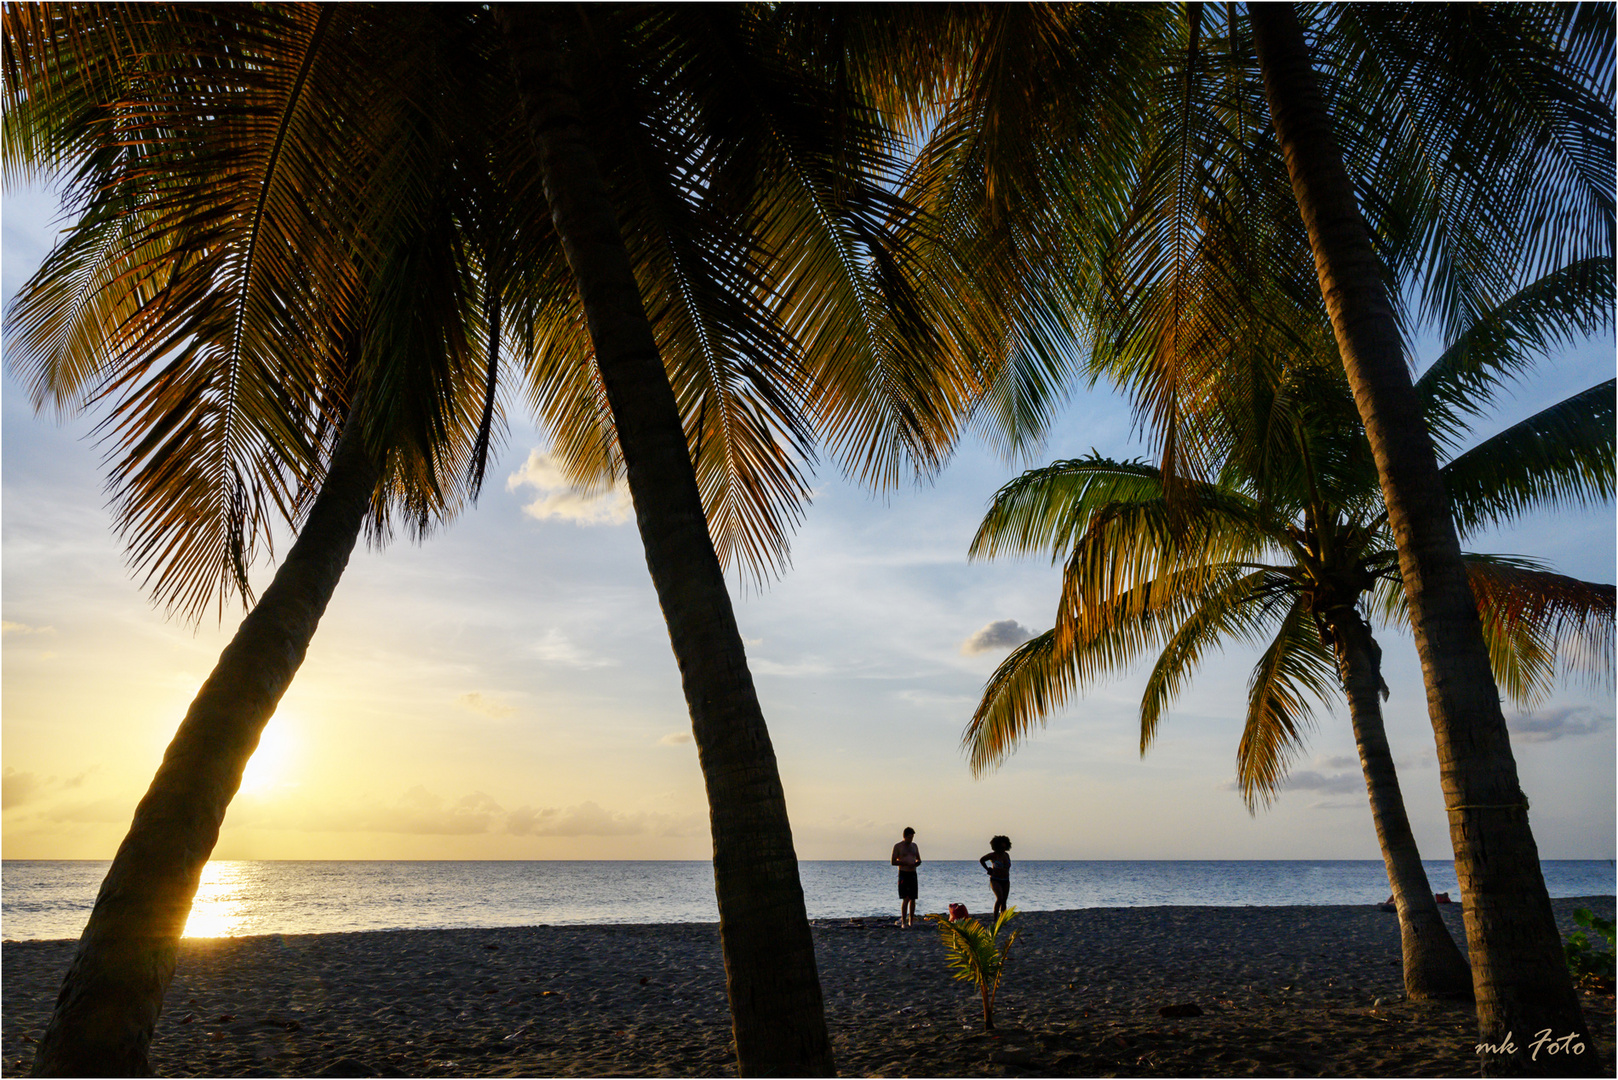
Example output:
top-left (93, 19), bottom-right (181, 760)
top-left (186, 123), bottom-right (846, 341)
top-left (4, 897), bottom-right (1613, 1078)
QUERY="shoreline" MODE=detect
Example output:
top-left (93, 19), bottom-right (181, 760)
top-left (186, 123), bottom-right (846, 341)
top-left (5, 897), bottom-right (1614, 1077)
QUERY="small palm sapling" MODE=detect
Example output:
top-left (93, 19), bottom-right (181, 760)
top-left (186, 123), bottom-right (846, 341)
top-left (928, 908), bottom-right (1019, 1031)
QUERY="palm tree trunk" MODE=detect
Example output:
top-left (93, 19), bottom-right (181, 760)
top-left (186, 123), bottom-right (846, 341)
top-left (1324, 605), bottom-right (1473, 1000)
top-left (30, 423), bottom-right (378, 1077)
top-left (492, 7), bottom-right (833, 1076)
top-left (1249, 7), bottom-right (1598, 1073)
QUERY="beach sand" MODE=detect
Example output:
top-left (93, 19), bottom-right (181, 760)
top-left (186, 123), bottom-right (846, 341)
top-left (4, 896), bottom-right (1612, 1077)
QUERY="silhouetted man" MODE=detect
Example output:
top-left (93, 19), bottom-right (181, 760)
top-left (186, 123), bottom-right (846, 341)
top-left (891, 827), bottom-right (920, 927)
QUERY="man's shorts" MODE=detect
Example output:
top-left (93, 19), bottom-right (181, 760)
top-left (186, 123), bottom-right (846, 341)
top-left (897, 870), bottom-right (918, 900)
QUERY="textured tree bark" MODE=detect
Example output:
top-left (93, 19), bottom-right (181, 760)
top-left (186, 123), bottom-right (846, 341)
top-left (30, 424), bottom-right (379, 1077)
top-left (1249, 6), bottom-right (1598, 1074)
top-left (1325, 605), bottom-right (1473, 1000)
top-left (493, 7), bottom-right (834, 1076)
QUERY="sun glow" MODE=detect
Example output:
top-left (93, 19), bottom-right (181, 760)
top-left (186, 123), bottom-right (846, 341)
top-left (238, 719), bottom-right (298, 794)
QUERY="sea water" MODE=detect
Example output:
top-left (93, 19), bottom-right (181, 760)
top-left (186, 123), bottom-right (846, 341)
top-left (3, 859), bottom-right (1612, 942)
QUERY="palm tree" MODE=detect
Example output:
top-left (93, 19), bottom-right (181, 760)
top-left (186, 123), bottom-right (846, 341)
top-left (5, 12), bottom-right (503, 1072)
top-left (6, 6), bottom-right (1011, 1073)
top-left (888, 5), bottom-right (1611, 1061)
top-left (964, 260), bottom-right (1614, 1003)
top-left (1246, 8), bottom-right (1611, 1062)
top-left (927, 908), bottom-right (1020, 1031)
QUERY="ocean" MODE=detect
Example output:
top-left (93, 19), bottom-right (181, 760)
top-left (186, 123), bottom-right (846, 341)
top-left (3, 859), bottom-right (1611, 942)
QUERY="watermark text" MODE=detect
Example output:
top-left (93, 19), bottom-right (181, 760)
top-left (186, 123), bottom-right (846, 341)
top-left (1475, 1030), bottom-right (1585, 1061)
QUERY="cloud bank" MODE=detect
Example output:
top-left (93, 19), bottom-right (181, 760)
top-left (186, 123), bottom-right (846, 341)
top-left (3, 766), bottom-right (92, 811)
top-left (210, 787), bottom-right (695, 840)
top-left (505, 800), bottom-right (652, 837)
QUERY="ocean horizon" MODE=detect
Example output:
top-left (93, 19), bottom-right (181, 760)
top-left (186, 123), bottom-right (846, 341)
top-left (4, 858), bottom-right (1612, 942)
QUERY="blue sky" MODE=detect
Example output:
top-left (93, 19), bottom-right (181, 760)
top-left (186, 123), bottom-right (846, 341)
top-left (3, 178), bottom-right (1614, 864)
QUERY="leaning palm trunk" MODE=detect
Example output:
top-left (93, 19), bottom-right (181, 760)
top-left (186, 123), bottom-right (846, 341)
top-left (1249, 6), bottom-right (1597, 1072)
top-left (30, 426), bottom-right (379, 1077)
top-left (1323, 605), bottom-right (1473, 1000)
top-left (493, 8), bottom-right (833, 1076)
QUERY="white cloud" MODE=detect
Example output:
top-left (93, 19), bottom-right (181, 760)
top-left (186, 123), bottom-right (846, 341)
top-left (960, 619), bottom-right (1035, 655)
top-left (457, 692), bottom-right (516, 719)
top-left (532, 628), bottom-right (618, 669)
top-left (507, 449), bottom-right (631, 525)
top-left (659, 731), bottom-right (693, 745)
top-left (750, 657), bottom-right (835, 677)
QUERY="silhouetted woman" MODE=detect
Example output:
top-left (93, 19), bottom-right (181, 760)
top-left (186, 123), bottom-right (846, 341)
top-left (979, 835), bottom-right (1011, 918)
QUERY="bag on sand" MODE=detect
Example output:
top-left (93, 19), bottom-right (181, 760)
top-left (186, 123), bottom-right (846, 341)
top-left (948, 902), bottom-right (970, 921)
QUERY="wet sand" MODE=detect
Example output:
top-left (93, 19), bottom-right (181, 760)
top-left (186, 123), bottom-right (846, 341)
top-left (4, 896), bottom-right (1612, 1077)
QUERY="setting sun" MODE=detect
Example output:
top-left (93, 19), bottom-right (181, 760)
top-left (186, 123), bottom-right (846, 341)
top-left (237, 720), bottom-right (297, 795)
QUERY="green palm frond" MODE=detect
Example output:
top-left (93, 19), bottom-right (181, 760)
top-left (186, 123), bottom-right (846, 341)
top-left (499, 5), bottom-right (1037, 582)
top-left (1237, 592), bottom-right (1339, 810)
top-left (965, 562), bottom-right (1300, 776)
top-left (1416, 258), bottom-right (1615, 453)
top-left (1324, 4), bottom-right (1615, 335)
top-left (926, 907), bottom-right (1019, 1029)
top-left (970, 453), bottom-right (1289, 568)
top-left (1081, 5), bottom-right (1322, 489)
top-left (964, 630), bottom-right (1066, 777)
top-left (887, 4), bottom-right (1163, 458)
top-left (1140, 566), bottom-right (1302, 753)
top-left (1441, 380), bottom-right (1616, 538)
top-left (969, 455), bottom-right (1165, 562)
top-left (4, 5), bottom-right (551, 618)
top-left (1049, 490), bottom-right (1290, 656)
top-left (2, 5), bottom-right (405, 618)
top-left (1052, 556), bottom-right (1278, 691)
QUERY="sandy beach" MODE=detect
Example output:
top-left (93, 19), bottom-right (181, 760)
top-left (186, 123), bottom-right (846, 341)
top-left (4, 896), bottom-right (1612, 1077)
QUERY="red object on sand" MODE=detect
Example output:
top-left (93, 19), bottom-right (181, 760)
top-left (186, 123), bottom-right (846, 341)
top-left (948, 903), bottom-right (969, 921)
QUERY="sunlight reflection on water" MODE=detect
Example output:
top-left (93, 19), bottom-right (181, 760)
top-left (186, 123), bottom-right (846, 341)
top-left (181, 861), bottom-right (255, 938)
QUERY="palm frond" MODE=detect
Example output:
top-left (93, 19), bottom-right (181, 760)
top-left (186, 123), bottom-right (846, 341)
top-left (1140, 566), bottom-right (1302, 753)
top-left (1237, 592), bottom-right (1338, 810)
top-left (926, 908), bottom-right (1018, 993)
top-left (1415, 258), bottom-right (1615, 453)
top-left (969, 455), bottom-right (1165, 562)
top-left (1325, 4), bottom-right (1615, 336)
top-left (1467, 557), bottom-right (1616, 703)
top-left (1441, 380), bottom-right (1615, 538)
top-left (964, 630), bottom-right (1067, 777)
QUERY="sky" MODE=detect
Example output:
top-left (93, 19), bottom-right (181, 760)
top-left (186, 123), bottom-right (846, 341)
top-left (3, 180), bottom-right (1614, 866)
